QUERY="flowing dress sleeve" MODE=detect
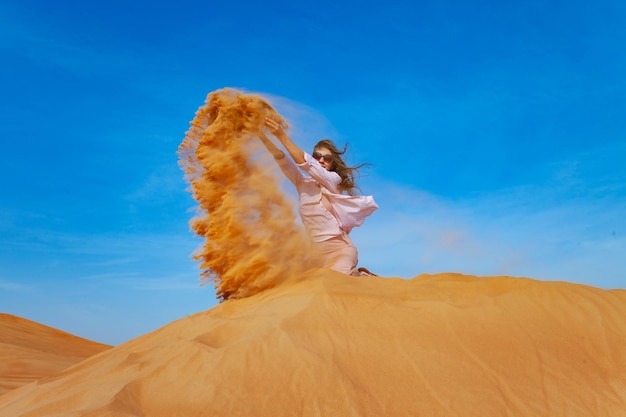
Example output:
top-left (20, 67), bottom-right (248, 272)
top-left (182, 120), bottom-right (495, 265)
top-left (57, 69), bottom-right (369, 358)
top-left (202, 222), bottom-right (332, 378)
top-left (297, 152), bottom-right (341, 193)
top-left (299, 152), bottom-right (378, 233)
top-left (276, 155), bottom-right (305, 188)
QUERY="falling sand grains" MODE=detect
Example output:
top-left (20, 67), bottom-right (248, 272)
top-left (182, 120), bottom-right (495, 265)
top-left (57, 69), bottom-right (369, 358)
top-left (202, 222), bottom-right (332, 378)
top-left (178, 88), bottom-right (318, 300)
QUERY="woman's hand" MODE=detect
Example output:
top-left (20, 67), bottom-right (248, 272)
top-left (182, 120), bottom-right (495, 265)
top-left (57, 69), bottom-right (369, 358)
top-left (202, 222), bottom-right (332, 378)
top-left (264, 117), bottom-right (284, 137)
top-left (264, 117), bottom-right (305, 164)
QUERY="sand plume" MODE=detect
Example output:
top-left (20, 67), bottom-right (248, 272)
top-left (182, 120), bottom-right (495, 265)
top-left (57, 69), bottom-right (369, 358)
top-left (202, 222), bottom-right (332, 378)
top-left (0, 273), bottom-right (625, 416)
top-left (178, 88), bottom-right (314, 300)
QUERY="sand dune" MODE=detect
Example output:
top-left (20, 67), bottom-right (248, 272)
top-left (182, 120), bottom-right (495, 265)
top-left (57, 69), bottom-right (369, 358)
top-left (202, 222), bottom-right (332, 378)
top-left (1, 271), bottom-right (625, 416)
top-left (0, 313), bottom-right (111, 397)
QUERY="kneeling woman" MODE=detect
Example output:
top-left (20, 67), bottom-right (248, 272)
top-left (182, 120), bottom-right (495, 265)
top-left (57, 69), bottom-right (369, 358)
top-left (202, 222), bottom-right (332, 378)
top-left (261, 118), bottom-right (377, 275)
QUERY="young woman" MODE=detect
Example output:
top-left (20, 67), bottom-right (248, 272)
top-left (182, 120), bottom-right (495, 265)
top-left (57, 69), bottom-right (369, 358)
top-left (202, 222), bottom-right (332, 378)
top-left (260, 117), bottom-right (378, 275)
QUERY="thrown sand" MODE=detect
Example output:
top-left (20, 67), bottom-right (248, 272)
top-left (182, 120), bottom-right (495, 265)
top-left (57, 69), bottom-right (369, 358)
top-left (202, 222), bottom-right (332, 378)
top-left (0, 314), bottom-right (111, 397)
top-left (1, 272), bottom-right (625, 416)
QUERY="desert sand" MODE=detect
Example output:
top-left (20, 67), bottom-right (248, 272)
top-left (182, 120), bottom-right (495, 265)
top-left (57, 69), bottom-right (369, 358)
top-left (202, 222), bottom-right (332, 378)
top-left (1, 271), bottom-right (625, 417)
top-left (4, 90), bottom-right (624, 416)
top-left (0, 313), bottom-right (111, 397)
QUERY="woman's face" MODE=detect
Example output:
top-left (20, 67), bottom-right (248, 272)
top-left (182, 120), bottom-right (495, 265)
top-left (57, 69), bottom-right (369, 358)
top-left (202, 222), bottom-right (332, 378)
top-left (313, 147), bottom-right (334, 171)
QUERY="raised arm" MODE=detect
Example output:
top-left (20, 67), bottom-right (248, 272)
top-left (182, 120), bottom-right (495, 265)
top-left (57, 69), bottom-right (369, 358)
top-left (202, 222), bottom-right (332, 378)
top-left (256, 129), bottom-right (303, 187)
top-left (264, 118), bottom-right (305, 165)
top-left (257, 130), bottom-right (285, 160)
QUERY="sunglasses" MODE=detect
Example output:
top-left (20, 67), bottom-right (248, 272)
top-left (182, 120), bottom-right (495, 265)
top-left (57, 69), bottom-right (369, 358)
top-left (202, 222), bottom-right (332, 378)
top-left (312, 151), bottom-right (333, 162)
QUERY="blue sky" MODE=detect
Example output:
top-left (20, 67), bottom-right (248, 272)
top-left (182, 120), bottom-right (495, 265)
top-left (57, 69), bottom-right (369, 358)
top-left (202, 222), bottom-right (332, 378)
top-left (1, 0), bottom-right (624, 345)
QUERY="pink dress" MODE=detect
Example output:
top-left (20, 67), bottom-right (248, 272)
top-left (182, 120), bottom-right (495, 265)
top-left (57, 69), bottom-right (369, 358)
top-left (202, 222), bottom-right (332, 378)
top-left (277, 152), bottom-right (378, 273)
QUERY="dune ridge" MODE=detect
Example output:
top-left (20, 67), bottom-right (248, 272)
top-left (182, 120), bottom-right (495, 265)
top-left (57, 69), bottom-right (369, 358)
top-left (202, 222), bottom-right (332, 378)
top-left (0, 313), bottom-right (111, 397)
top-left (6, 90), bottom-right (624, 417)
top-left (1, 272), bottom-right (625, 417)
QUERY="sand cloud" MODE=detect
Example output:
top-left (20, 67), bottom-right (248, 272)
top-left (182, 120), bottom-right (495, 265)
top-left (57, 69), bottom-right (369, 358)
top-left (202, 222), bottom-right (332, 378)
top-left (178, 89), bottom-right (320, 300)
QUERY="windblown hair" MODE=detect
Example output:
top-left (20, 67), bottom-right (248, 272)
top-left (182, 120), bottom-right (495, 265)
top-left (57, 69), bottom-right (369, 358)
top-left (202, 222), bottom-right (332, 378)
top-left (314, 139), bottom-right (368, 196)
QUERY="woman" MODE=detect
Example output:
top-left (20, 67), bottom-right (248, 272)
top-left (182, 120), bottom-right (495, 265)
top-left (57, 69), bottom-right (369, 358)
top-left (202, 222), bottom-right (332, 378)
top-left (260, 117), bottom-right (378, 275)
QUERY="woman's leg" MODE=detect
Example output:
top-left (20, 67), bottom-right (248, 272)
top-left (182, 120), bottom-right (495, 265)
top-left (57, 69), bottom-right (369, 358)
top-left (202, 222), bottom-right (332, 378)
top-left (311, 234), bottom-right (358, 275)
